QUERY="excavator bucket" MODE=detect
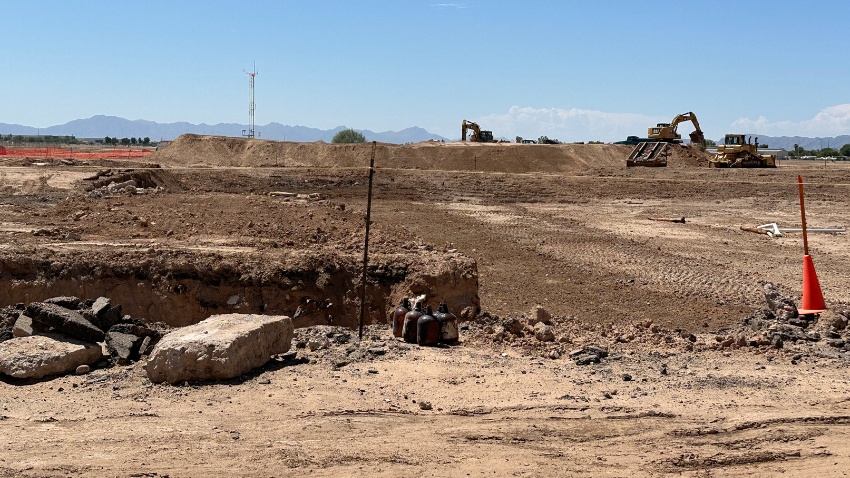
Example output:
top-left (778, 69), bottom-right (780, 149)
top-left (689, 130), bottom-right (706, 149)
top-left (627, 142), bottom-right (668, 167)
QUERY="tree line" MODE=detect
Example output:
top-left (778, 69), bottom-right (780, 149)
top-left (2, 134), bottom-right (152, 146)
top-left (2, 134), bottom-right (81, 144)
top-left (102, 136), bottom-right (151, 146)
top-left (788, 143), bottom-right (850, 158)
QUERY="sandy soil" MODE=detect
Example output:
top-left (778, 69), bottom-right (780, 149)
top-left (2, 137), bottom-right (850, 476)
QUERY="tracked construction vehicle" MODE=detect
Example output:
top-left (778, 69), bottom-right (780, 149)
top-left (710, 134), bottom-right (777, 168)
top-left (461, 120), bottom-right (494, 143)
top-left (647, 112), bottom-right (707, 149)
top-left (626, 112), bottom-right (706, 167)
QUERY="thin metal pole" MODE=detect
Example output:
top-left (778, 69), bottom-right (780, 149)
top-left (358, 141), bottom-right (377, 339)
top-left (798, 175), bottom-right (809, 256)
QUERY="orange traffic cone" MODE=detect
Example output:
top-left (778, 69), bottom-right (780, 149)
top-left (799, 254), bottom-right (826, 314)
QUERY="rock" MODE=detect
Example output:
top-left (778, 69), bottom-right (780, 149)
top-left (44, 296), bottom-right (81, 309)
top-left (146, 314), bottom-right (294, 384)
top-left (622, 373), bottom-right (633, 381)
top-left (106, 332), bottom-right (145, 364)
top-left (650, 324), bottom-right (660, 333)
top-left (815, 347), bottom-right (843, 360)
top-left (100, 305), bottom-right (123, 330)
top-left (501, 318), bottom-right (524, 336)
top-left (418, 401), bottom-right (433, 410)
top-left (138, 336), bottom-right (153, 356)
top-left (548, 349), bottom-right (561, 360)
top-left (75, 364), bottom-right (90, 375)
top-left (534, 323), bottom-right (555, 342)
top-left (109, 323), bottom-right (160, 339)
top-left (824, 314), bottom-right (848, 331)
top-left (368, 347), bottom-right (387, 356)
top-left (26, 302), bottom-right (104, 342)
top-left (13, 315), bottom-right (45, 338)
top-left (91, 297), bottom-right (111, 318)
top-left (570, 345), bottom-right (608, 365)
top-left (0, 334), bottom-right (102, 379)
top-left (533, 305), bottom-right (552, 325)
top-left (763, 283), bottom-right (798, 320)
top-left (827, 339), bottom-right (846, 348)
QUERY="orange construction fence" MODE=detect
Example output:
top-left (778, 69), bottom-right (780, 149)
top-left (0, 146), bottom-right (154, 160)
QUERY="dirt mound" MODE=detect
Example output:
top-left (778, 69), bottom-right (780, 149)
top-left (147, 134), bottom-right (711, 172)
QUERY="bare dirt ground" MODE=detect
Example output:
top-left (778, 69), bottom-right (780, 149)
top-left (2, 138), bottom-right (850, 477)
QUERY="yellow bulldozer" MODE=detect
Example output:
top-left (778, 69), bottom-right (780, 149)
top-left (647, 112), bottom-right (706, 148)
top-left (462, 120), bottom-right (494, 142)
top-left (709, 134), bottom-right (777, 168)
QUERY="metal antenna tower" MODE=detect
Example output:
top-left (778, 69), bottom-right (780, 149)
top-left (242, 63), bottom-right (257, 139)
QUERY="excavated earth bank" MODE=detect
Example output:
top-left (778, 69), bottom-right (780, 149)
top-left (147, 133), bottom-right (709, 171)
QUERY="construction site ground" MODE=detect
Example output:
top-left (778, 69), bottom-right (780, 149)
top-left (2, 138), bottom-right (850, 477)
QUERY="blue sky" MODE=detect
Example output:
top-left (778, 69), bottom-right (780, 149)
top-left (2, 0), bottom-right (849, 141)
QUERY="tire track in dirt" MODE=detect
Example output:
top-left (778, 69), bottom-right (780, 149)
top-left (440, 202), bottom-right (763, 310)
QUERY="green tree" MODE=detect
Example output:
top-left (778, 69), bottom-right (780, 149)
top-left (840, 144), bottom-right (850, 157)
top-left (131, 137), bottom-right (137, 145)
top-left (705, 139), bottom-right (716, 147)
top-left (103, 136), bottom-right (111, 144)
top-left (121, 137), bottom-right (130, 145)
top-left (817, 148), bottom-right (839, 157)
top-left (757, 144), bottom-right (768, 148)
top-left (331, 128), bottom-right (366, 144)
top-left (515, 136), bottom-right (523, 143)
top-left (142, 137), bottom-right (150, 145)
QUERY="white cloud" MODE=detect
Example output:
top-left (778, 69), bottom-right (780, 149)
top-left (431, 3), bottom-right (467, 8)
top-left (731, 104), bottom-right (850, 137)
top-left (474, 106), bottom-right (667, 142)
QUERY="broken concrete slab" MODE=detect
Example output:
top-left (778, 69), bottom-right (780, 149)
top-left (13, 315), bottom-right (46, 338)
top-left (44, 296), bottom-right (81, 310)
top-left (26, 302), bottom-right (104, 343)
top-left (146, 314), bottom-right (293, 384)
top-left (0, 334), bottom-right (102, 379)
top-left (106, 331), bottom-right (145, 365)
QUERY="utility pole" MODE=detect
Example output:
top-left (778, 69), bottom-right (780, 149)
top-left (242, 63), bottom-right (257, 139)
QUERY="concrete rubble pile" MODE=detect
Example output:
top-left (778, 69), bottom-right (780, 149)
top-left (87, 179), bottom-right (164, 199)
top-left (293, 324), bottom-right (409, 369)
top-left (0, 296), bottom-right (168, 379)
top-left (722, 282), bottom-right (850, 359)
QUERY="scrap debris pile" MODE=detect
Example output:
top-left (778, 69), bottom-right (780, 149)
top-left (87, 179), bottom-right (164, 199)
top-left (0, 296), bottom-right (170, 379)
top-left (463, 286), bottom-right (850, 364)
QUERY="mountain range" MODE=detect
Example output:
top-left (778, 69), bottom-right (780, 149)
top-left (0, 115), bottom-right (450, 144)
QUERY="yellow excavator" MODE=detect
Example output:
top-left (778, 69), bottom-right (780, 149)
top-left (647, 112), bottom-right (706, 149)
top-left (462, 120), bottom-right (494, 142)
top-left (710, 134), bottom-right (777, 168)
